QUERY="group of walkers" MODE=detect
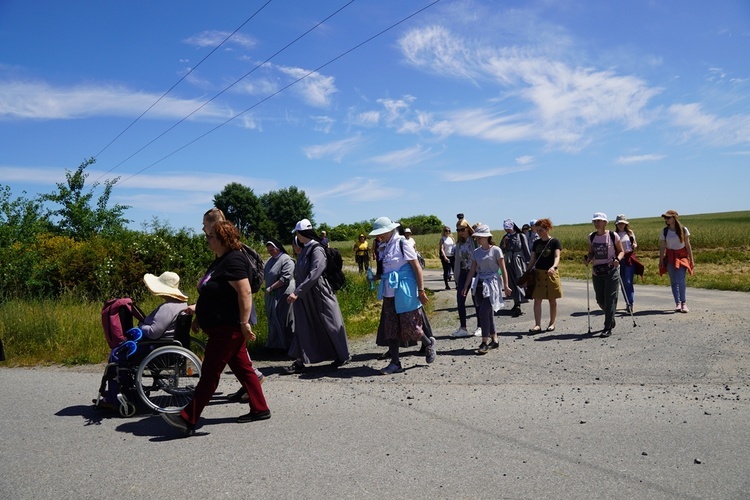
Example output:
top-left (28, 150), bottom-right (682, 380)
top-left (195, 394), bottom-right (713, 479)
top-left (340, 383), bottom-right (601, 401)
top-left (160, 207), bottom-right (693, 437)
top-left (450, 216), bottom-right (562, 350)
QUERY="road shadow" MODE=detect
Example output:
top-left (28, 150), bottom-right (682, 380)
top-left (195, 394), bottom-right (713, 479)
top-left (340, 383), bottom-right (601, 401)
top-left (533, 331), bottom-right (601, 342)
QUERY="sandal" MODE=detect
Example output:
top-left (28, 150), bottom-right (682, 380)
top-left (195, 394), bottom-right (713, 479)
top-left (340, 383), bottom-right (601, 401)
top-left (528, 326), bottom-right (542, 333)
top-left (546, 325), bottom-right (556, 332)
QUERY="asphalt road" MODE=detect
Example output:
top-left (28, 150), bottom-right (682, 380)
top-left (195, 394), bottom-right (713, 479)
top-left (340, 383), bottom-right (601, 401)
top-left (1, 270), bottom-right (749, 499)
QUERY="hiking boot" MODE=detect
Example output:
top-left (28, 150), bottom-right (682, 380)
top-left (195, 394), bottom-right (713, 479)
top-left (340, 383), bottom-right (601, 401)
top-left (237, 409), bottom-right (271, 423)
top-left (477, 342), bottom-right (490, 355)
top-left (380, 362), bottom-right (404, 375)
top-left (161, 412), bottom-right (195, 437)
top-left (473, 327), bottom-right (483, 337)
top-left (425, 337), bottom-right (436, 364)
top-left (451, 327), bottom-right (471, 338)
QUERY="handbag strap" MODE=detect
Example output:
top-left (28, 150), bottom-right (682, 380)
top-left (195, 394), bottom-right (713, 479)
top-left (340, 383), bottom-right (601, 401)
top-left (530, 238), bottom-right (553, 271)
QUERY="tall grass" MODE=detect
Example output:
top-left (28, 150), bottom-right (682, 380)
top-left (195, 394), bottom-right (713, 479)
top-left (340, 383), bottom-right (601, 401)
top-left (0, 272), bottom-right (381, 367)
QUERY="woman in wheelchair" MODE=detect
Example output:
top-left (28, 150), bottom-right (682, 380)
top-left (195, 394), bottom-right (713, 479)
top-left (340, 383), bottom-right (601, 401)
top-left (140, 272), bottom-right (189, 339)
top-left (96, 271), bottom-right (190, 412)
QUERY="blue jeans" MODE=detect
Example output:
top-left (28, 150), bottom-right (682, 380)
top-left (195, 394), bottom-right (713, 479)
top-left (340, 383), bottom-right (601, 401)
top-left (619, 263), bottom-right (635, 306)
top-left (667, 263), bottom-right (687, 303)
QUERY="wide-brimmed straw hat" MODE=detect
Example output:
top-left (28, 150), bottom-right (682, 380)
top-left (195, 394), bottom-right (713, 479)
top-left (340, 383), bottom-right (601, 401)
top-left (369, 217), bottom-right (400, 236)
top-left (615, 214), bottom-right (629, 225)
top-left (473, 224), bottom-right (492, 238)
top-left (143, 272), bottom-right (188, 301)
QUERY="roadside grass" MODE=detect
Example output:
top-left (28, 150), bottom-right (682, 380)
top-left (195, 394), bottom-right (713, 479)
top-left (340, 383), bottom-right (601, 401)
top-left (1, 211), bottom-right (747, 366)
top-left (0, 271), bottom-right (382, 367)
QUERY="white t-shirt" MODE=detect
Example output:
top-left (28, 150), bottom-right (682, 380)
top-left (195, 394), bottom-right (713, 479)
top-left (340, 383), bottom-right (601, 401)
top-left (616, 230), bottom-right (635, 253)
top-left (441, 236), bottom-right (455, 257)
top-left (403, 237), bottom-right (416, 250)
top-left (659, 226), bottom-right (690, 250)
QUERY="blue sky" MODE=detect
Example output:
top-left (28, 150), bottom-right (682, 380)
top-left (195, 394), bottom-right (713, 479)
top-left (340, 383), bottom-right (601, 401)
top-left (1, 0), bottom-right (748, 235)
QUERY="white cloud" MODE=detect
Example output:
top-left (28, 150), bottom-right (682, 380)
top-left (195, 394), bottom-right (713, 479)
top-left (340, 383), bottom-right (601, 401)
top-left (277, 66), bottom-right (337, 108)
top-left (515, 155), bottom-right (534, 165)
top-left (184, 31), bottom-right (257, 50)
top-left (0, 80), bottom-right (232, 121)
top-left (668, 103), bottom-right (750, 146)
top-left (312, 115), bottom-right (335, 133)
top-left (367, 144), bottom-right (437, 168)
top-left (303, 135), bottom-right (363, 162)
top-left (350, 110), bottom-right (380, 127)
top-left (441, 164), bottom-right (533, 182)
top-left (308, 177), bottom-right (402, 202)
top-left (0, 165), bottom-right (277, 194)
top-left (615, 154), bottom-right (665, 164)
top-left (397, 21), bottom-right (662, 151)
top-left (399, 25), bottom-right (480, 82)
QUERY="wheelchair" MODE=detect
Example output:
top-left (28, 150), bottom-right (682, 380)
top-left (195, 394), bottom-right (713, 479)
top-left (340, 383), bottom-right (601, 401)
top-left (95, 313), bottom-right (203, 417)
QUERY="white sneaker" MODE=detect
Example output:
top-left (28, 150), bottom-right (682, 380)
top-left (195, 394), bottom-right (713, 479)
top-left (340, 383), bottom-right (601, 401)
top-left (451, 327), bottom-right (471, 338)
top-left (473, 327), bottom-right (482, 337)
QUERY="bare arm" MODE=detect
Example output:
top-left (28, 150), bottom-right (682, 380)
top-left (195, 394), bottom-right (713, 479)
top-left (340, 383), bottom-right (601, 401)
top-left (229, 278), bottom-right (255, 342)
top-left (408, 258), bottom-right (428, 305)
top-left (461, 260), bottom-right (477, 297)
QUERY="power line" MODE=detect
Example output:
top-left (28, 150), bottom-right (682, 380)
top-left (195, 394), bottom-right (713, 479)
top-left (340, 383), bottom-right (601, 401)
top-left (101, 0), bottom-right (357, 183)
top-left (115, 0), bottom-right (442, 188)
top-left (92, 0), bottom-right (274, 182)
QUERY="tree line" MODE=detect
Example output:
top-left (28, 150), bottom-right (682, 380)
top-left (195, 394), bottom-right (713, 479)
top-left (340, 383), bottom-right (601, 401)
top-left (1, 158), bottom-right (443, 302)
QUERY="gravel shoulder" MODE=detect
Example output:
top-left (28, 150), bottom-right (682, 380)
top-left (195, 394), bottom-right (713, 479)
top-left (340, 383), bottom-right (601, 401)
top-left (1, 272), bottom-right (749, 499)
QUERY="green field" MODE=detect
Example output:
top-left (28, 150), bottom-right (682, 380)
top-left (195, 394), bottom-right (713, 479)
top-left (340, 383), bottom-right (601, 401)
top-left (1, 211), bottom-right (748, 367)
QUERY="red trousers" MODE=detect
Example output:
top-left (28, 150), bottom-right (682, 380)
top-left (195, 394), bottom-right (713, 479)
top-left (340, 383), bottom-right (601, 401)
top-left (181, 325), bottom-right (268, 426)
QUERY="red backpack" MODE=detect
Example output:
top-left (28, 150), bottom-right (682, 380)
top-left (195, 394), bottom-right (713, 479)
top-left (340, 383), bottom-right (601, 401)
top-left (101, 298), bottom-right (145, 348)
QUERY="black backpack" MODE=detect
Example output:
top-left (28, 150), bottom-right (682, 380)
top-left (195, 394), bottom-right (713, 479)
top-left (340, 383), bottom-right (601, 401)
top-left (312, 242), bottom-right (346, 292)
top-left (241, 243), bottom-right (265, 293)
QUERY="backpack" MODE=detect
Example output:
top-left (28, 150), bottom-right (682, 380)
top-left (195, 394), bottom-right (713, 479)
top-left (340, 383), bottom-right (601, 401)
top-left (589, 230), bottom-right (617, 246)
top-left (241, 243), bottom-right (265, 293)
top-left (101, 298), bottom-right (145, 349)
top-left (312, 242), bottom-right (346, 292)
top-left (398, 239), bottom-right (425, 269)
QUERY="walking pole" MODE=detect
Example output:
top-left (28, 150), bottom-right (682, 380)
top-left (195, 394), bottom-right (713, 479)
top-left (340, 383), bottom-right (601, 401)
top-left (585, 265), bottom-right (592, 334)
top-left (617, 270), bottom-right (637, 327)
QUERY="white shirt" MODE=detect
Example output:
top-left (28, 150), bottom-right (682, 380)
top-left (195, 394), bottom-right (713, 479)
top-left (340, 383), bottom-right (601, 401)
top-left (441, 236), bottom-right (455, 257)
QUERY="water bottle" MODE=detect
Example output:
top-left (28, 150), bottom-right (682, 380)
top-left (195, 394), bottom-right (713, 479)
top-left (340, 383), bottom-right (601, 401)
top-left (366, 268), bottom-right (375, 290)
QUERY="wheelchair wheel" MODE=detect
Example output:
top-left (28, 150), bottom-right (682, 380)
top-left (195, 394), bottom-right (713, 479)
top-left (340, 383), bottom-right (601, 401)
top-left (136, 346), bottom-right (201, 414)
top-left (189, 336), bottom-right (206, 361)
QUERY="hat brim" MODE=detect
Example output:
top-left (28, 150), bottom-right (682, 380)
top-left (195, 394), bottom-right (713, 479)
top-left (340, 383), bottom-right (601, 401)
top-left (368, 222), bottom-right (400, 236)
top-left (592, 218), bottom-right (608, 222)
top-left (143, 274), bottom-right (188, 301)
top-left (615, 220), bottom-right (629, 225)
top-left (473, 232), bottom-right (492, 238)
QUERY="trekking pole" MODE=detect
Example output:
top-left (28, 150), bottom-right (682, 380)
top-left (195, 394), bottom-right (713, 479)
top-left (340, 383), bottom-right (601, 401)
top-left (617, 270), bottom-right (637, 327)
top-left (585, 265), bottom-right (592, 334)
